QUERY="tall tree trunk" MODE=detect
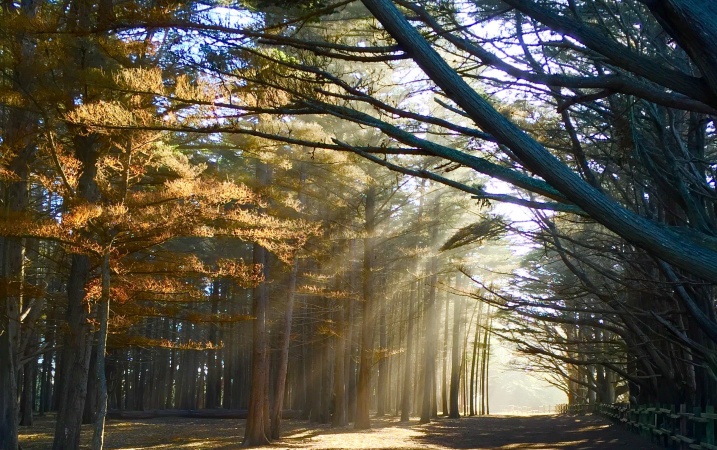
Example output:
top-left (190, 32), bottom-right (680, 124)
top-left (19, 357), bottom-right (35, 427)
top-left (39, 322), bottom-right (54, 416)
top-left (91, 253), bottom-right (111, 450)
top-left (0, 130), bottom-right (33, 450)
top-left (83, 349), bottom-right (98, 424)
top-left (332, 279), bottom-right (348, 427)
top-left (0, 233), bottom-right (23, 450)
top-left (376, 296), bottom-right (387, 417)
top-left (0, 326), bottom-right (18, 450)
top-left (420, 198), bottom-right (440, 424)
top-left (355, 186), bottom-right (376, 430)
top-left (52, 97), bottom-right (102, 450)
top-left (479, 325), bottom-right (488, 415)
top-left (205, 281), bottom-right (221, 409)
top-left (400, 282), bottom-right (416, 422)
top-left (449, 297), bottom-right (463, 418)
top-left (441, 299), bottom-right (449, 416)
top-left (244, 243), bottom-right (271, 446)
top-left (0, 0), bottom-right (37, 441)
top-left (52, 252), bottom-right (94, 450)
top-left (469, 308), bottom-right (480, 416)
top-left (484, 317), bottom-right (491, 415)
top-left (479, 313), bottom-right (492, 416)
top-left (270, 255), bottom-right (298, 438)
top-left (319, 333), bottom-right (332, 423)
top-left (243, 161), bottom-right (271, 446)
top-left (346, 247), bottom-right (358, 423)
top-left (300, 294), bottom-right (309, 418)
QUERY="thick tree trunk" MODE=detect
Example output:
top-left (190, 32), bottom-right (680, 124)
top-left (0, 234), bottom-right (23, 450)
top-left (0, 0), bottom-right (37, 442)
top-left (243, 243), bottom-right (271, 446)
top-left (0, 324), bottom-right (18, 450)
top-left (52, 253), bottom-right (94, 450)
top-left (0, 142), bottom-right (33, 450)
top-left (244, 160), bottom-right (272, 446)
top-left (52, 133), bottom-right (101, 450)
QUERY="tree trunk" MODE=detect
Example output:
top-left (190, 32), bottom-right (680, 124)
top-left (376, 296), bottom-right (387, 417)
top-left (441, 299), bottom-right (449, 416)
top-left (0, 0), bottom-right (37, 442)
top-left (332, 282), bottom-right (348, 427)
top-left (484, 318), bottom-right (491, 415)
top-left (449, 297), bottom-right (463, 418)
top-left (52, 253), bottom-right (94, 450)
top-left (346, 247), bottom-right (358, 423)
top-left (0, 321), bottom-right (18, 450)
top-left (243, 160), bottom-right (272, 446)
top-left (91, 253), bottom-right (111, 450)
top-left (83, 349), bottom-right (98, 424)
top-left (0, 141), bottom-right (33, 450)
top-left (205, 281), bottom-right (221, 410)
top-left (270, 255), bottom-right (298, 438)
top-left (243, 243), bottom-right (271, 446)
top-left (400, 282), bottom-right (416, 422)
top-left (0, 235), bottom-right (23, 450)
top-left (355, 186), bottom-right (376, 430)
top-left (469, 306), bottom-right (480, 416)
top-left (52, 123), bottom-right (102, 450)
top-left (419, 197), bottom-right (440, 424)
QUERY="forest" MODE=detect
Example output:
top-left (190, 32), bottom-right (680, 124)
top-left (1, 0), bottom-right (717, 449)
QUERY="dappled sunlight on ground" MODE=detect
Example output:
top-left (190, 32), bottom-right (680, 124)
top-left (20, 413), bottom-right (664, 449)
top-left (278, 420), bottom-right (442, 449)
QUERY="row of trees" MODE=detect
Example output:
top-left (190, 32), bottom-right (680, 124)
top-left (3, 0), bottom-right (717, 448)
top-left (231, 0), bottom-right (717, 408)
top-left (1, 4), bottom-right (500, 448)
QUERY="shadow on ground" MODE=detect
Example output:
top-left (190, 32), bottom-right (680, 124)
top-left (409, 415), bottom-right (665, 449)
top-left (19, 413), bottom-right (666, 449)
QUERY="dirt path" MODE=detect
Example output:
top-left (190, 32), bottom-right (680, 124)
top-left (20, 414), bottom-right (665, 449)
top-left (281, 415), bottom-right (665, 450)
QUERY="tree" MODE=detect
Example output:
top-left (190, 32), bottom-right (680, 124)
top-left (202, 0), bottom-right (717, 289)
top-left (194, 0), bottom-right (717, 408)
top-left (356, 0), bottom-right (717, 280)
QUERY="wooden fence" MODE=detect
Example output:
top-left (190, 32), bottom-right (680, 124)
top-left (557, 402), bottom-right (717, 449)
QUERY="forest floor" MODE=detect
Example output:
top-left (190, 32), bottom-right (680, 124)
top-left (19, 413), bottom-right (666, 449)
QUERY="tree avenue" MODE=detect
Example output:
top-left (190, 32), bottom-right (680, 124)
top-left (1, 0), bottom-right (717, 449)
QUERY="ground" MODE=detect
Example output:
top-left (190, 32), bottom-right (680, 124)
top-left (19, 414), bottom-right (665, 449)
